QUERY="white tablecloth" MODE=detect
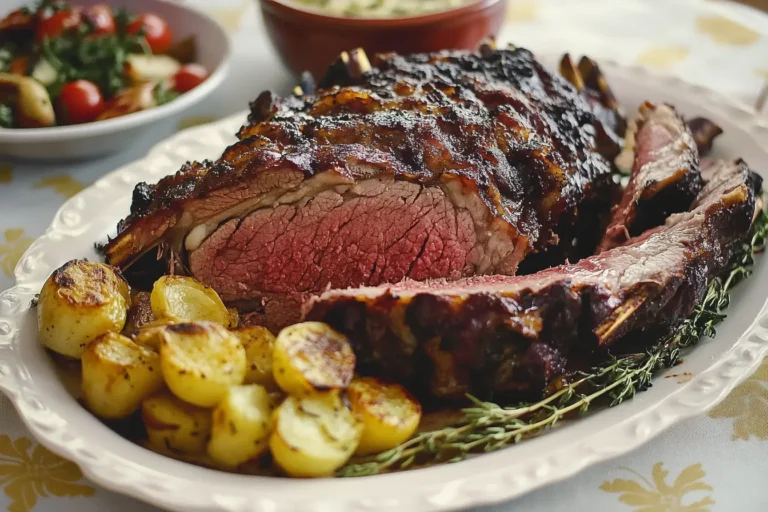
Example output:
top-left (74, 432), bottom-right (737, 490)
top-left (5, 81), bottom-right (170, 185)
top-left (1, 1), bottom-right (767, 511)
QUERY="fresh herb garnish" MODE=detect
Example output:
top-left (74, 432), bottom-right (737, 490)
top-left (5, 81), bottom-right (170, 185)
top-left (338, 208), bottom-right (768, 477)
top-left (0, 104), bottom-right (14, 128)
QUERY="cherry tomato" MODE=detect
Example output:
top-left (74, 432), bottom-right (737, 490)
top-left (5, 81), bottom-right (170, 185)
top-left (83, 4), bottom-right (115, 35)
top-left (56, 81), bottom-right (105, 125)
top-left (36, 8), bottom-right (81, 42)
top-left (128, 13), bottom-right (173, 54)
top-left (172, 64), bottom-right (209, 93)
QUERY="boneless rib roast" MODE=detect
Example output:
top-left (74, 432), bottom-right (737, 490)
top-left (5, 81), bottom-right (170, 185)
top-left (105, 44), bottom-right (759, 401)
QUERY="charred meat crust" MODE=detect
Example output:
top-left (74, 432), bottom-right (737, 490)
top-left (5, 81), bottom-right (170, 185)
top-left (305, 160), bottom-right (761, 401)
top-left (105, 48), bottom-right (615, 273)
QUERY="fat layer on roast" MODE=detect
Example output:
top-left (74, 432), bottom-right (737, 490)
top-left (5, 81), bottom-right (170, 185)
top-left (305, 159), bottom-right (761, 401)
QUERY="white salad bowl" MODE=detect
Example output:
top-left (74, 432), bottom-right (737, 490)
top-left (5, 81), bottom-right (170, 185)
top-left (0, 0), bottom-right (231, 161)
top-left (1, 60), bottom-right (768, 512)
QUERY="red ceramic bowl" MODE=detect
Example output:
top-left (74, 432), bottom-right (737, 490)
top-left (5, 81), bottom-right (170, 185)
top-left (259, 0), bottom-right (509, 79)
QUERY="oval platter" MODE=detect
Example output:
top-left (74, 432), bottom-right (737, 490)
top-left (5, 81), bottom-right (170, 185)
top-left (1, 59), bottom-right (768, 512)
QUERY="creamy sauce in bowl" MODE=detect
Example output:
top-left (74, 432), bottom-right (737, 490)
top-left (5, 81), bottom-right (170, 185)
top-left (282, 0), bottom-right (480, 18)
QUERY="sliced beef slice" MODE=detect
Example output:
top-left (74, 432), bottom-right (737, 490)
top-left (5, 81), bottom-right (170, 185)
top-left (305, 159), bottom-right (760, 401)
top-left (600, 102), bottom-right (702, 252)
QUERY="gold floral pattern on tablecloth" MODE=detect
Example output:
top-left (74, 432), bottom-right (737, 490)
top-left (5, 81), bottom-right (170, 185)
top-left (708, 357), bottom-right (768, 441)
top-left (33, 176), bottom-right (85, 200)
top-left (695, 15), bottom-right (760, 46)
top-left (0, 229), bottom-right (33, 277)
top-left (600, 462), bottom-right (714, 511)
top-left (0, 167), bottom-right (11, 185)
top-left (637, 46), bottom-right (690, 69)
top-left (756, 69), bottom-right (768, 79)
top-left (0, 435), bottom-right (94, 512)
top-left (506, 1), bottom-right (538, 23)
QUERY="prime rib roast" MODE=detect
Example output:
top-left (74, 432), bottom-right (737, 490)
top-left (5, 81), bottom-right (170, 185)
top-left (105, 44), bottom-right (759, 401)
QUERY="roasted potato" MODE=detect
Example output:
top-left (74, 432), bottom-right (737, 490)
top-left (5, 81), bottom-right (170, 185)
top-left (142, 391), bottom-right (212, 454)
top-left (125, 53), bottom-right (181, 83)
top-left (273, 322), bottom-right (355, 396)
top-left (270, 393), bottom-right (362, 477)
top-left (207, 384), bottom-right (273, 468)
top-left (81, 332), bottom-right (164, 419)
top-left (347, 377), bottom-right (422, 455)
top-left (0, 72), bottom-right (55, 127)
top-left (97, 81), bottom-right (156, 121)
top-left (159, 322), bottom-right (247, 407)
top-left (38, 260), bottom-right (130, 358)
top-left (232, 326), bottom-right (277, 389)
top-left (150, 275), bottom-right (231, 325)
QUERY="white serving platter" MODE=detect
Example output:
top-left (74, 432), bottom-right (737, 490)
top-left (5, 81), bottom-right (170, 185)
top-left (1, 59), bottom-right (768, 512)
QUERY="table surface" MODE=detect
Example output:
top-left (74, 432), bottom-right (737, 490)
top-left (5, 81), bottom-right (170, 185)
top-left (1, 1), bottom-right (768, 511)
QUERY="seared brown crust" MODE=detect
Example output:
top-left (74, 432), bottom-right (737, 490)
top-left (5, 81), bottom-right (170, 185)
top-left (105, 47), bottom-right (615, 270)
top-left (305, 160), bottom-right (761, 401)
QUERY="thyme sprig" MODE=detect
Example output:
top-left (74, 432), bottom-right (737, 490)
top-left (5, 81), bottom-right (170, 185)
top-left (338, 209), bottom-right (768, 478)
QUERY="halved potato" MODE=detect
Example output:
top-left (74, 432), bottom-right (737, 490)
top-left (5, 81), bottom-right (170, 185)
top-left (273, 322), bottom-right (355, 396)
top-left (125, 53), bottom-right (181, 83)
top-left (0, 72), bottom-right (55, 127)
top-left (150, 275), bottom-right (230, 325)
top-left (142, 391), bottom-right (212, 454)
top-left (347, 377), bottom-right (422, 455)
top-left (81, 332), bottom-right (164, 419)
top-left (232, 326), bottom-right (277, 389)
top-left (207, 384), bottom-right (273, 468)
top-left (270, 393), bottom-right (362, 477)
top-left (38, 260), bottom-right (130, 358)
top-left (159, 322), bottom-right (247, 407)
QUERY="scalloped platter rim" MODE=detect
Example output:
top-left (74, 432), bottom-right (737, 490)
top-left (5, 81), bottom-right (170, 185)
top-left (1, 59), bottom-right (768, 512)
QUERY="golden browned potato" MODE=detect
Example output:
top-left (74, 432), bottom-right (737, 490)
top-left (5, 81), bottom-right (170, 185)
top-left (38, 260), bottom-right (130, 359)
top-left (97, 81), bottom-right (156, 121)
top-left (273, 322), bottom-right (355, 396)
top-left (347, 377), bottom-right (422, 455)
top-left (150, 275), bottom-right (230, 325)
top-left (207, 384), bottom-right (273, 469)
top-left (270, 393), bottom-right (362, 478)
top-left (142, 391), bottom-right (212, 454)
top-left (159, 322), bottom-right (247, 407)
top-left (231, 326), bottom-right (277, 389)
top-left (0, 72), bottom-right (55, 127)
top-left (81, 332), bottom-right (164, 419)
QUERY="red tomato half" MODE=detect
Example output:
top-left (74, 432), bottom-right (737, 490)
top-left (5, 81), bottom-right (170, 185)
top-left (36, 8), bottom-right (81, 42)
top-left (83, 4), bottom-right (115, 35)
top-left (57, 81), bottom-right (105, 125)
top-left (172, 64), bottom-right (209, 93)
top-left (128, 13), bottom-right (173, 54)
